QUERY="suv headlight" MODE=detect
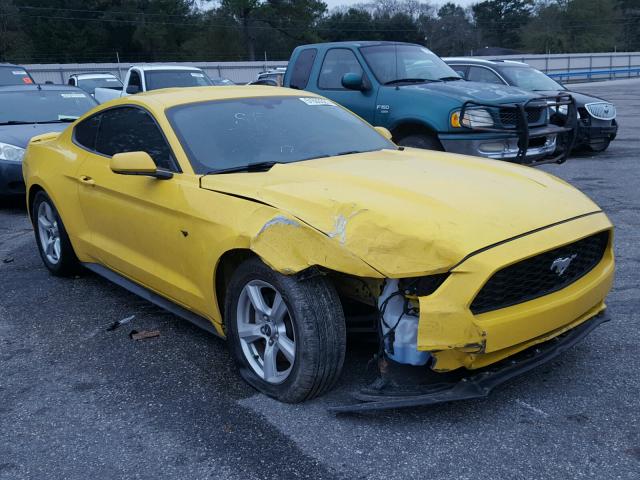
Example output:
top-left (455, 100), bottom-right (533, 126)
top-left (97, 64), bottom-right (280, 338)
top-left (0, 142), bottom-right (25, 163)
top-left (451, 108), bottom-right (494, 129)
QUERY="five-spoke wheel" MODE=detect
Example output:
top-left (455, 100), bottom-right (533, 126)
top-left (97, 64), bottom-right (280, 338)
top-left (226, 258), bottom-right (346, 403)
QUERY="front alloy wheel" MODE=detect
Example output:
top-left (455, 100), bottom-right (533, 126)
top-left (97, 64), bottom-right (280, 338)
top-left (236, 280), bottom-right (296, 384)
top-left (226, 258), bottom-right (346, 403)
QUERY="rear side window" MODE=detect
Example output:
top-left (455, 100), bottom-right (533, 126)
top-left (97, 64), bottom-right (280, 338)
top-left (289, 49), bottom-right (317, 90)
top-left (74, 114), bottom-right (101, 151)
top-left (94, 107), bottom-right (175, 170)
top-left (318, 49), bottom-right (363, 90)
top-left (467, 66), bottom-right (503, 84)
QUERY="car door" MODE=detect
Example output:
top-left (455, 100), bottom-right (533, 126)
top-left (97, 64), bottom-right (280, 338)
top-left (315, 48), bottom-right (378, 123)
top-left (75, 105), bottom-right (202, 307)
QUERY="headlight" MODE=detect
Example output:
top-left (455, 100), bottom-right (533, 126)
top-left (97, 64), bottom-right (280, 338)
top-left (451, 108), bottom-right (494, 129)
top-left (0, 142), bottom-right (25, 163)
top-left (549, 104), bottom-right (568, 116)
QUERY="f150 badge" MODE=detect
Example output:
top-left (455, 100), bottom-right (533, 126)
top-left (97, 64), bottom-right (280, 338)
top-left (376, 104), bottom-right (390, 114)
top-left (550, 254), bottom-right (577, 276)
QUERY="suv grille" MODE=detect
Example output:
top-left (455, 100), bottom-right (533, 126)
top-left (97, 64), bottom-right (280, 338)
top-left (499, 107), bottom-right (545, 127)
top-left (585, 102), bottom-right (616, 120)
top-left (470, 231), bottom-right (609, 315)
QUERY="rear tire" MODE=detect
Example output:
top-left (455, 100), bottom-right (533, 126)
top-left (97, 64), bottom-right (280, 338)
top-left (225, 258), bottom-right (346, 403)
top-left (31, 191), bottom-right (80, 277)
top-left (396, 133), bottom-right (444, 151)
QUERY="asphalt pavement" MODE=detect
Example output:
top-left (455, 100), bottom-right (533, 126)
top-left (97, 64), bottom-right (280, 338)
top-left (1, 78), bottom-right (639, 480)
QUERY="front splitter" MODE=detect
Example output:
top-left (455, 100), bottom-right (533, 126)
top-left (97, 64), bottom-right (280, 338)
top-left (330, 312), bottom-right (609, 414)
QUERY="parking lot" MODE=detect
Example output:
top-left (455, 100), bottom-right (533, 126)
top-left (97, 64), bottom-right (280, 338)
top-left (1, 78), bottom-right (638, 480)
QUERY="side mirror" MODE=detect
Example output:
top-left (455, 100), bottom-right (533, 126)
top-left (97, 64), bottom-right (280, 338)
top-left (342, 72), bottom-right (368, 91)
top-left (126, 84), bottom-right (140, 94)
top-left (374, 126), bottom-right (393, 141)
top-left (110, 151), bottom-right (172, 180)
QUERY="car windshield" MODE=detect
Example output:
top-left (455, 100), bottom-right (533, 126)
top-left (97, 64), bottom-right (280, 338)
top-left (0, 90), bottom-right (96, 123)
top-left (145, 70), bottom-right (213, 90)
top-left (500, 66), bottom-right (564, 91)
top-left (167, 96), bottom-right (394, 173)
top-left (77, 77), bottom-right (123, 94)
top-left (0, 67), bottom-right (33, 86)
top-left (360, 44), bottom-right (460, 84)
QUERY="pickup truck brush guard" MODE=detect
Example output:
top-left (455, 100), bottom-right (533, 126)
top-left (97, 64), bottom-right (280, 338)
top-left (459, 93), bottom-right (578, 165)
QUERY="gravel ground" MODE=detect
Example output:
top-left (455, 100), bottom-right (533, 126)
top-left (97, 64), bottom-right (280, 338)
top-left (1, 79), bottom-right (638, 480)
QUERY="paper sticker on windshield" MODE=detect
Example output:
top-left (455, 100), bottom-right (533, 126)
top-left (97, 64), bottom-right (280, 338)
top-left (299, 97), bottom-right (335, 106)
top-left (12, 70), bottom-right (27, 75)
top-left (58, 115), bottom-right (79, 121)
top-left (106, 78), bottom-right (119, 82)
top-left (190, 72), bottom-right (204, 77)
top-left (60, 93), bottom-right (86, 98)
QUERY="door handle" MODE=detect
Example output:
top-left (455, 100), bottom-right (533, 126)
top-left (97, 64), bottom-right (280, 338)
top-left (79, 175), bottom-right (95, 186)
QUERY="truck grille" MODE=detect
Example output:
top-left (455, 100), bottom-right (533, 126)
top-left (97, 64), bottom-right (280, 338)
top-left (585, 102), bottom-right (616, 120)
top-left (470, 231), bottom-right (609, 315)
top-left (498, 107), bottom-right (546, 127)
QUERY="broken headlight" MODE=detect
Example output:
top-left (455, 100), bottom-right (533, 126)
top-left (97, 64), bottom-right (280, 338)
top-left (398, 273), bottom-right (450, 297)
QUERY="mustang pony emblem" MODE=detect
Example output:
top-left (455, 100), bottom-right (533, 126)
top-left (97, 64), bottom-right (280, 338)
top-left (550, 254), bottom-right (577, 276)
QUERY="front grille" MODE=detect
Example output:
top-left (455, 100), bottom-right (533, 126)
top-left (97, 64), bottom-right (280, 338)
top-left (585, 102), bottom-right (616, 120)
top-left (470, 231), bottom-right (609, 315)
top-left (499, 107), bottom-right (545, 127)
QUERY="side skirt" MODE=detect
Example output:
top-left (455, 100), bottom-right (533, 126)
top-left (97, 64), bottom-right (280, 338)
top-left (83, 262), bottom-right (221, 337)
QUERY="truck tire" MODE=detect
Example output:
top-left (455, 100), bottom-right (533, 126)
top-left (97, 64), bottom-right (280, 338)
top-left (396, 133), bottom-right (444, 151)
top-left (31, 190), bottom-right (81, 276)
top-left (225, 258), bottom-right (346, 403)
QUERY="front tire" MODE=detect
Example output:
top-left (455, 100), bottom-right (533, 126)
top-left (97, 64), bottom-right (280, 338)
top-left (31, 191), bottom-right (80, 276)
top-left (396, 133), bottom-right (444, 151)
top-left (225, 258), bottom-right (346, 403)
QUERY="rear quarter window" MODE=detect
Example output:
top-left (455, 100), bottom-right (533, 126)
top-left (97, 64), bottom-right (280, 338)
top-left (289, 49), bottom-right (317, 90)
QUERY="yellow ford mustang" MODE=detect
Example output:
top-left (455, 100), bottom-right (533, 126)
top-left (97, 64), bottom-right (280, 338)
top-left (22, 86), bottom-right (614, 410)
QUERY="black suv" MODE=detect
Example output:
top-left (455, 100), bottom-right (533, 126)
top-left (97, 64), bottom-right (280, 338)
top-left (445, 58), bottom-right (617, 152)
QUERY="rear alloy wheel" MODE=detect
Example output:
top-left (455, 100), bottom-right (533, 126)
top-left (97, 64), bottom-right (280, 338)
top-left (32, 191), bottom-right (80, 276)
top-left (226, 258), bottom-right (346, 403)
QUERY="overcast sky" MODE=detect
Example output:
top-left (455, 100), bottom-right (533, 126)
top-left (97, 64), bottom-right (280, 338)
top-left (323, 0), bottom-right (477, 8)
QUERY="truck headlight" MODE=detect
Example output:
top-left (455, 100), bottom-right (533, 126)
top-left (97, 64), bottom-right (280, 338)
top-left (0, 143), bottom-right (25, 163)
top-left (451, 108), bottom-right (494, 129)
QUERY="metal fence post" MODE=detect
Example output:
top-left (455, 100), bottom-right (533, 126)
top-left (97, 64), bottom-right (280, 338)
top-left (610, 54), bottom-right (613, 80)
top-left (588, 55), bottom-right (592, 81)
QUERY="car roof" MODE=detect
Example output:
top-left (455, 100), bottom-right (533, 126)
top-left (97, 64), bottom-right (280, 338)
top-left (444, 57), bottom-right (529, 67)
top-left (296, 41), bottom-right (422, 50)
top-left (0, 84), bottom-right (90, 93)
top-left (71, 72), bottom-right (119, 79)
top-left (131, 65), bottom-right (204, 72)
top-left (102, 85), bottom-right (321, 110)
top-left (0, 63), bottom-right (28, 68)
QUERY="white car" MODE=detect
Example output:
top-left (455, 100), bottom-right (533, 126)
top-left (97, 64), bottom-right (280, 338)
top-left (68, 72), bottom-right (123, 97)
top-left (94, 65), bottom-right (214, 104)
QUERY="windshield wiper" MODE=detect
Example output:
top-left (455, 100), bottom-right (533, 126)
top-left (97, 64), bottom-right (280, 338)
top-left (383, 78), bottom-right (438, 86)
top-left (0, 118), bottom-right (77, 126)
top-left (203, 161), bottom-right (281, 175)
top-left (438, 76), bottom-right (463, 81)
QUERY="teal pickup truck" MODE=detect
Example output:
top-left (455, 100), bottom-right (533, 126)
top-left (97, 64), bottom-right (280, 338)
top-left (283, 42), bottom-right (576, 165)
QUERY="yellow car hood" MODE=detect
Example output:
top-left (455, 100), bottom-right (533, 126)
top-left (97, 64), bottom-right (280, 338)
top-left (200, 148), bottom-right (600, 276)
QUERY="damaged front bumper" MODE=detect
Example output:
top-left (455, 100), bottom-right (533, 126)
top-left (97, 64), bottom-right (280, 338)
top-left (331, 311), bottom-right (608, 413)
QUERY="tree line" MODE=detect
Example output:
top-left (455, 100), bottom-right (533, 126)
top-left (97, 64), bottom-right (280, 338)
top-left (1, 0), bottom-right (639, 64)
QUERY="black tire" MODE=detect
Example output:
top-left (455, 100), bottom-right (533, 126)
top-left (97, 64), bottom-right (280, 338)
top-left (396, 133), bottom-right (444, 151)
top-left (225, 258), bottom-right (346, 403)
top-left (587, 138), bottom-right (611, 153)
top-left (31, 190), bottom-right (80, 276)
